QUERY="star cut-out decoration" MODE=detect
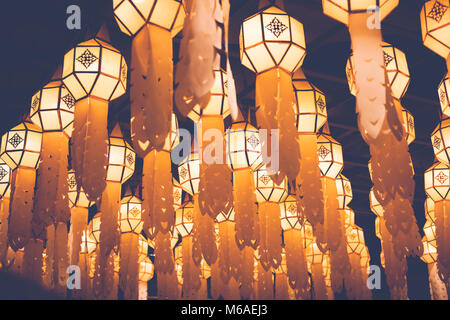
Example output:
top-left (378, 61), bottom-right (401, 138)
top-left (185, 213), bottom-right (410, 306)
top-left (247, 135), bottom-right (260, 149)
top-left (126, 153), bottom-right (135, 166)
top-left (344, 183), bottom-right (352, 194)
top-left (433, 135), bottom-right (442, 149)
top-left (76, 49), bottom-right (98, 69)
top-left (179, 167), bottom-right (188, 180)
top-left (318, 145), bottom-right (330, 159)
top-left (265, 17), bottom-right (288, 38)
top-left (62, 93), bottom-right (75, 109)
top-left (184, 209), bottom-right (193, 222)
top-left (435, 171), bottom-right (449, 184)
top-left (440, 89), bottom-right (448, 105)
top-left (31, 96), bottom-right (40, 111)
top-left (316, 96), bottom-right (326, 112)
top-left (287, 203), bottom-right (297, 215)
top-left (0, 167), bottom-right (8, 181)
top-left (8, 133), bottom-right (23, 148)
top-left (427, 1), bottom-right (448, 23)
top-left (129, 206), bottom-right (140, 218)
top-left (67, 175), bottom-right (77, 190)
top-left (173, 189), bottom-right (181, 202)
top-left (259, 175), bottom-right (271, 185)
top-left (384, 52), bottom-right (394, 67)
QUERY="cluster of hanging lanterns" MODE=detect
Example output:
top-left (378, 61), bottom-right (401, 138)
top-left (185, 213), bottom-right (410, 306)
top-left (0, 0), bottom-right (448, 300)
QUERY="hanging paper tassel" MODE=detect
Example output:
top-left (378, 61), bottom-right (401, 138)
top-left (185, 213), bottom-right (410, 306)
top-left (238, 246), bottom-right (255, 299)
top-left (284, 229), bottom-right (310, 299)
top-left (119, 233), bottom-right (139, 300)
top-left (181, 236), bottom-right (201, 299)
top-left (433, 200), bottom-right (450, 282)
top-left (258, 202), bottom-right (283, 270)
top-left (275, 272), bottom-right (290, 300)
top-left (256, 259), bottom-right (273, 300)
top-left (428, 262), bottom-right (449, 300)
top-left (69, 206), bottom-right (88, 266)
top-left (0, 192), bottom-right (11, 264)
top-left (22, 238), bottom-right (44, 284)
top-left (217, 218), bottom-right (241, 283)
top-left (193, 194), bottom-right (217, 265)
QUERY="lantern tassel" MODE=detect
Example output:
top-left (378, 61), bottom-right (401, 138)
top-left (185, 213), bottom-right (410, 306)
top-left (69, 206), bottom-right (89, 265)
top-left (311, 263), bottom-right (328, 300)
top-left (258, 202), bottom-right (282, 270)
top-left (238, 246), bottom-right (255, 299)
top-left (0, 197), bottom-right (10, 263)
top-left (193, 194), bottom-right (217, 265)
top-left (218, 220), bottom-right (241, 283)
top-left (434, 200), bottom-right (450, 282)
top-left (154, 231), bottom-right (175, 274)
top-left (256, 262), bottom-right (273, 300)
top-left (71, 97), bottom-right (108, 202)
top-left (119, 233), bottom-right (139, 300)
top-left (181, 236), bottom-right (201, 299)
top-left (23, 239), bottom-right (44, 284)
top-left (284, 229), bottom-right (310, 299)
top-left (275, 273), bottom-right (290, 300)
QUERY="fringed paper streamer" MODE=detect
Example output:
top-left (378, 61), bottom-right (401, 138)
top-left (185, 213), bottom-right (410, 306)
top-left (0, 197), bottom-right (10, 264)
top-left (192, 194), bottom-right (217, 265)
top-left (23, 238), bottom-right (44, 284)
top-left (434, 200), bottom-right (450, 282)
top-left (43, 224), bottom-right (55, 289)
top-left (284, 229), bottom-right (310, 299)
top-left (158, 269), bottom-right (179, 300)
top-left (54, 222), bottom-right (69, 295)
top-left (347, 253), bottom-right (370, 300)
top-left (233, 168), bottom-right (259, 248)
top-left (119, 233), bottom-right (139, 300)
top-left (33, 132), bottom-right (69, 227)
top-left (239, 246), bottom-right (255, 299)
top-left (69, 206), bottom-right (88, 266)
top-left (428, 262), bottom-right (449, 300)
top-left (258, 202), bottom-right (282, 271)
top-left (198, 117), bottom-right (233, 220)
top-left (8, 168), bottom-right (36, 251)
top-left (311, 263), bottom-right (327, 300)
top-left (296, 134), bottom-right (324, 229)
top-left (130, 25), bottom-right (173, 151)
top-left (275, 273), bottom-right (290, 300)
top-left (175, 0), bottom-right (218, 117)
top-left (78, 251), bottom-right (92, 299)
top-left (71, 97), bottom-right (108, 202)
top-left (142, 150), bottom-right (156, 239)
top-left (255, 69), bottom-right (300, 180)
top-left (256, 261), bottom-right (273, 300)
top-left (181, 235), bottom-right (201, 299)
top-left (218, 220), bottom-right (240, 282)
top-left (10, 249), bottom-right (24, 275)
top-left (138, 281), bottom-right (147, 301)
top-left (154, 231), bottom-right (175, 274)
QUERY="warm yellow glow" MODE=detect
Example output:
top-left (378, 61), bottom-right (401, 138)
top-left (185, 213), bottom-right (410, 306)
top-left (178, 152), bottom-right (200, 196)
top-left (107, 126), bottom-right (136, 183)
top-left (138, 234), bottom-right (149, 262)
top-left (439, 74), bottom-right (450, 116)
top-left (423, 219), bottom-right (437, 247)
top-left (0, 121), bottom-right (42, 170)
top-left (162, 113), bottom-right (180, 152)
top-left (292, 73), bottom-right (328, 133)
top-left (369, 188), bottom-right (384, 217)
top-left (215, 206), bottom-right (235, 223)
top-left (346, 225), bottom-right (365, 255)
top-left (225, 121), bottom-right (263, 171)
top-left (431, 118), bottom-right (450, 164)
top-left (187, 69), bottom-right (230, 122)
top-left (80, 229), bottom-right (97, 254)
top-left (421, 236), bottom-right (437, 264)
top-left (89, 212), bottom-right (102, 244)
top-left (424, 161), bottom-right (450, 201)
top-left (425, 197), bottom-right (436, 222)
top-left (254, 166), bottom-right (288, 203)
top-left (279, 195), bottom-right (301, 230)
top-left (316, 133), bottom-right (343, 179)
top-left (67, 170), bottom-right (93, 208)
top-left (175, 201), bottom-right (194, 238)
top-left (335, 173), bottom-right (353, 209)
top-left (323, 0), bottom-right (399, 26)
top-left (173, 177), bottom-right (183, 210)
top-left (420, 0), bottom-right (450, 59)
top-left (113, 0), bottom-right (185, 37)
top-left (0, 160), bottom-right (11, 199)
top-left (342, 207), bottom-right (355, 228)
top-left (139, 257), bottom-right (155, 282)
top-left (119, 195), bottom-right (144, 233)
top-left (239, 5), bottom-right (306, 74)
top-left (62, 38), bottom-right (127, 101)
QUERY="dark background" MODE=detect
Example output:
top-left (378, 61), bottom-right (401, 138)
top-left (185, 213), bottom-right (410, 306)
top-left (0, 0), bottom-right (444, 299)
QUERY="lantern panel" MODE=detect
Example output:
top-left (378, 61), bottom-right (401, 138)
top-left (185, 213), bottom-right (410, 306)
top-left (420, 0), bottom-right (450, 59)
top-left (106, 130), bottom-right (135, 183)
top-left (341, 207), bottom-right (355, 228)
top-left (225, 122), bottom-right (263, 171)
top-left (0, 160), bottom-right (11, 199)
top-left (431, 118), bottom-right (450, 164)
top-left (178, 153), bottom-right (200, 195)
top-left (424, 162), bottom-right (450, 201)
top-left (215, 206), bottom-right (235, 223)
top-left (346, 226), bottom-right (365, 255)
top-left (139, 257), bottom-right (155, 282)
top-left (425, 197), bottom-right (436, 222)
top-left (280, 195), bottom-right (301, 230)
top-left (369, 188), bottom-right (384, 217)
top-left (162, 113), bottom-right (179, 152)
top-left (80, 229), bottom-right (97, 254)
top-left (119, 195), bottom-right (144, 233)
top-left (302, 220), bottom-right (314, 249)
top-left (89, 213), bottom-right (102, 244)
top-left (306, 242), bottom-right (325, 267)
top-left (439, 74), bottom-right (450, 116)
top-left (421, 236), bottom-right (437, 264)
top-left (335, 174), bottom-right (353, 209)
top-left (0, 122), bottom-right (42, 170)
top-left (254, 166), bottom-right (288, 203)
top-left (175, 201), bottom-right (194, 237)
top-left (67, 170), bottom-right (93, 208)
top-left (423, 219), bottom-right (437, 247)
top-left (173, 177), bottom-right (183, 210)
top-left (316, 134), bottom-right (343, 178)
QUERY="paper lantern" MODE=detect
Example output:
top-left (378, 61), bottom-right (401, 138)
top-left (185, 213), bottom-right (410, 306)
top-left (336, 174), bottom-right (353, 209)
top-left (397, 104), bottom-right (416, 145)
top-left (323, 0), bottom-right (399, 25)
top-left (420, 0), bottom-right (450, 59)
top-left (172, 178), bottom-right (183, 211)
top-left (0, 160), bottom-right (11, 263)
top-left (139, 256), bottom-right (154, 282)
top-left (178, 152), bottom-right (200, 196)
top-left (424, 219), bottom-right (437, 247)
top-left (119, 195), bottom-right (144, 234)
top-left (280, 195), bottom-right (301, 231)
top-left (68, 170), bottom-right (93, 209)
top-left (175, 201), bottom-right (194, 238)
top-left (346, 41), bottom-right (410, 99)
top-left (240, 4), bottom-right (306, 180)
top-left (317, 133), bottom-right (343, 179)
top-left (346, 226), bottom-right (365, 255)
top-left (425, 197), bottom-right (436, 223)
top-left (113, 0), bottom-right (184, 152)
top-left (306, 242), bottom-right (328, 300)
top-left (254, 167), bottom-right (288, 203)
top-left (421, 236), bottom-right (438, 264)
top-left (342, 207), bottom-right (355, 229)
top-left (439, 74), bottom-right (450, 116)
top-left (63, 33), bottom-right (127, 202)
top-left (425, 161), bottom-right (450, 201)
top-left (431, 118), bottom-right (450, 164)
top-left (370, 188), bottom-right (384, 217)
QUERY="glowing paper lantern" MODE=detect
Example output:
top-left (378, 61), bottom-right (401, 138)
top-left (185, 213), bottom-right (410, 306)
top-left (0, 160), bottom-right (11, 263)
top-left (138, 257), bottom-right (154, 300)
top-left (240, 4), bottom-right (306, 180)
top-left (225, 121), bottom-right (262, 248)
top-left (292, 70), bottom-right (326, 229)
top-left (425, 197), bottom-right (436, 222)
top-left (306, 242), bottom-right (328, 300)
top-left (431, 118), bottom-right (450, 164)
top-left (420, 0), bottom-right (450, 60)
top-left (336, 174), bottom-right (353, 209)
top-left (62, 31), bottom-right (127, 202)
top-left (0, 120), bottom-right (42, 251)
top-left (113, 0), bottom-right (184, 151)
top-left (317, 133), bottom-right (343, 179)
top-left (439, 74), bottom-right (450, 116)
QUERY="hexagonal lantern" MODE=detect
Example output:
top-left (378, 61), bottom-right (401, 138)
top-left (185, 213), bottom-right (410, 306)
top-left (398, 106), bottom-right (416, 145)
top-left (225, 121), bottom-right (263, 171)
top-left (119, 195), bottom-right (144, 234)
top-left (254, 166), bottom-right (288, 203)
top-left (420, 0), bottom-right (450, 59)
top-left (346, 225), bottom-right (365, 255)
top-left (62, 37), bottom-right (127, 101)
top-left (106, 125), bottom-right (135, 183)
top-left (370, 188), bottom-right (384, 217)
top-left (0, 160), bottom-right (11, 199)
top-left (323, 0), bottom-right (399, 26)
top-left (113, 0), bottom-right (185, 37)
top-left (0, 120), bottom-right (42, 170)
top-left (88, 212), bottom-right (102, 245)
top-left (239, 5), bottom-right (306, 74)
top-left (30, 80), bottom-right (75, 137)
top-left (431, 118), bottom-right (450, 164)
top-left (439, 74), bottom-right (450, 116)
top-left (421, 236), bottom-right (438, 264)
top-left (346, 42), bottom-right (410, 99)
top-left (139, 257), bottom-right (155, 282)
top-left (178, 152), bottom-right (200, 196)
top-left (425, 161), bottom-right (450, 201)
top-left (423, 219), bottom-right (437, 247)
top-left (292, 71), bottom-right (327, 133)
top-left (175, 201), bottom-right (194, 238)
top-left (279, 195), bottom-right (301, 230)
top-left (335, 173), bottom-right (353, 209)
top-left (187, 69), bottom-right (230, 122)
top-left (316, 133), bottom-right (343, 179)
top-left (67, 169), bottom-right (94, 209)
top-left (341, 207), bottom-right (355, 228)
top-left (425, 197), bottom-right (436, 222)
